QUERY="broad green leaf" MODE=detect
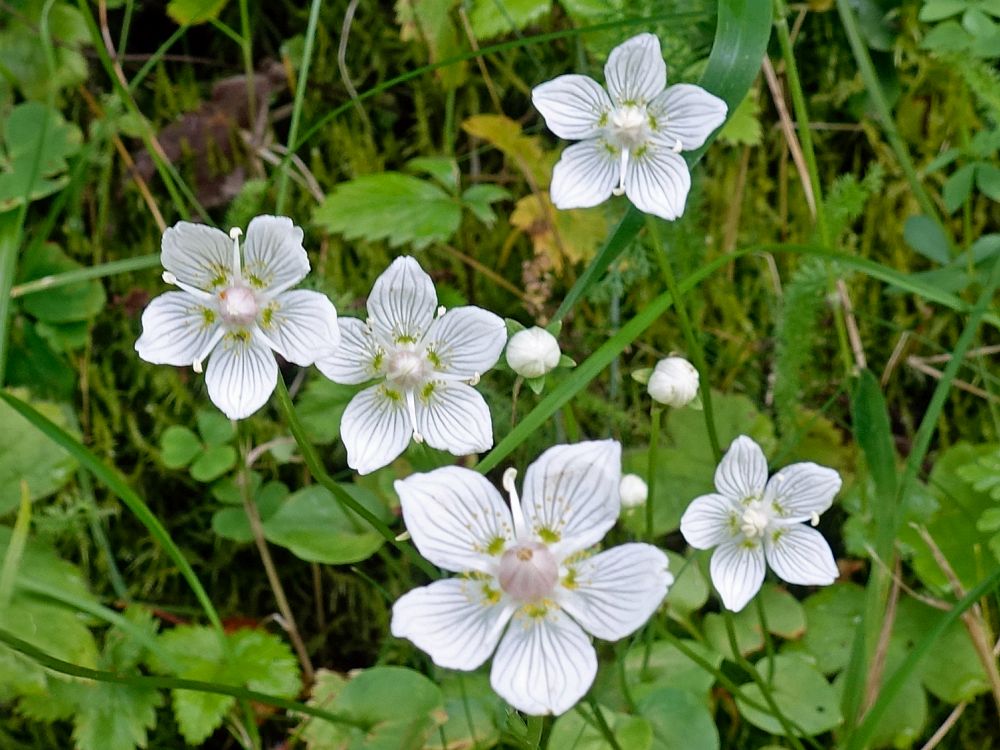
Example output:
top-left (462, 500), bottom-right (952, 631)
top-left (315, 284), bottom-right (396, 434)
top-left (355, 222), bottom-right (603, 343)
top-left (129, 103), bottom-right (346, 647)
top-left (919, 0), bottom-right (968, 21)
top-left (160, 425), bottom-right (201, 469)
top-left (736, 654), bottom-right (842, 737)
top-left (976, 162), bottom-right (1000, 199)
top-left (211, 481), bottom-right (288, 543)
top-left (549, 703), bottom-right (652, 750)
top-left (18, 243), bottom-right (106, 323)
top-left (943, 162), bottom-right (977, 212)
top-left (758, 584), bottom-right (807, 640)
top-left (263, 485), bottom-right (389, 565)
top-left (301, 666), bottom-right (445, 750)
top-left (196, 409), bottom-right (235, 445)
top-left (903, 214), bottom-right (951, 263)
top-left (71, 681), bottom-right (163, 750)
top-left (801, 583), bottom-right (866, 674)
top-left (189, 444), bottom-right (237, 483)
top-left (166, 0), bottom-right (230, 24)
top-left (469, 0), bottom-right (552, 40)
top-left (637, 687), bottom-right (719, 750)
top-left (406, 156), bottom-right (459, 193)
top-left (396, 0), bottom-right (468, 89)
top-left (0, 102), bottom-right (82, 209)
top-left (461, 184), bottom-right (511, 226)
top-left (296, 377), bottom-right (357, 445)
top-left (622, 639), bottom-right (721, 702)
top-left (921, 19), bottom-right (972, 52)
top-left (704, 610), bottom-right (763, 660)
top-left (623, 392), bottom-right (775, 536)
top-left (0, 5), bottom-right (88, 100)
top-left (716, 90), bottom-right (762, 147)
top-left (663, 551), bottom-right (709, 615)
top-left (0, 389), bottom-right (77, 515)
top-left (314, 173), bottom-right (461, 250)
top-left (427, 673), bottom-right (502, 750)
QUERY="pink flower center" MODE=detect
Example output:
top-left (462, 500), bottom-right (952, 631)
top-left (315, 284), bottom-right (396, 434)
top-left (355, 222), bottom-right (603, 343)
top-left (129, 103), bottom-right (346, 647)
top-left (219, 285), bottom-right (259, 327)
top-left (498, 542), bottom-right (558, 603)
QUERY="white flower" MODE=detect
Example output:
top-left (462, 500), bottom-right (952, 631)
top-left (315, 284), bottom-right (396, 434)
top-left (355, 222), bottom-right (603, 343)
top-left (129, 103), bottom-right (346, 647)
top-left (679, 436), bottom-right (841, 612)
top-left (506, 326), bottom-right (561, 378)
top-left (531, 33), bottom-right (727, 221)
top-left (619, 473), bottom-right (648, 509)
top-left (315, 256), bottom-right (506, 475)
top-left (648, 356), bottom-right (699, 408)
top-left (135, 216), bottom-right (339, 420)
top-left (390, 441), bottom-right (672, 716)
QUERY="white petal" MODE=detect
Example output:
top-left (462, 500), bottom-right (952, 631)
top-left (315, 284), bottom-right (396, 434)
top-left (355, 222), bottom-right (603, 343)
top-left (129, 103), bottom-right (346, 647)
top-left (491, 608), bottom-right (596, 715)
top-left (531, 74), bottom-right (613, 140)
top-left (258, 290), bottom-right (339, 366)
top-left (204, 330), bottom-right (278, 420)
top-left (520, 440), bottom-right (621, 558)
top-left (135, 291), bottom-right (221, 366)
top-left (604, 33), bottom-right (666, 105)
top-left (395, 466), bottom-right (515, 574)
top-left (391, 578), bottom-right (515, 671)
top-left (764, 524), bottom-right (839, 587)
top-left (714, 435), bottom-right (769, 502)
top-left (680, 493), bottom-right (739, 550)
top-left (557, 543), bottom-right (671, 641)
top-left (340, 384), bottom-right (412, 475)
top-left (549, 139), bottom-right (618, 210)
top-left (710, 540), bottom-right (766, 612)
top-left (367, 256), bottom-right (437, 345)
top-left (415, 381), bottom-right (494, 456)
top-left (422, 306), bottom-right (507, 379)
top-left (650, 83), bottom-right (728, 151)
top-left (161, 222), bottom-right (236, 292)
top-left (315, 317), bottom-right (383, 384)
top-left (242, 215), bottom-right (309, 294)
top-left (762, 462), bottom-right (842, 522)
top-left (623, 146), bottom-right (691, 221)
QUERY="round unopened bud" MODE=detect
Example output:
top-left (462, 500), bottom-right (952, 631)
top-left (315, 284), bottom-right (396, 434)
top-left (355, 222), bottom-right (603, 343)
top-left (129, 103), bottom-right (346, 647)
top-left (506, 327), bottom-right (560, 379)
top-left (619, 473), bottom-right (648, 508)
top-left (648, 356), bottom-right (699, 408)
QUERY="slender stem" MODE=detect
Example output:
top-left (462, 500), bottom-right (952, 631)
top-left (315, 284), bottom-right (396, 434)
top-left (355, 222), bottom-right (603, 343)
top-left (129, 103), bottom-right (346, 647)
top-left (10, 253), bottom-right (160, 298)
top-left (0, 212), bottom-right (23, 384)
top-left (645, 406), bottom-right (661, 539)
top-left (238, 431), bottom-right (315, 685)
top-left (649, 219), bottom-right (721, 460)
top-left (754, 594), bottom-right (776, 682)
top-left (526, 715), bottom-right (544, 749)
top-left (275, 0), bottom-right (322, 212)
top-left (587, 697), bottom-right (623, 750)
top-left (272, 376), bottom-right (439, 579)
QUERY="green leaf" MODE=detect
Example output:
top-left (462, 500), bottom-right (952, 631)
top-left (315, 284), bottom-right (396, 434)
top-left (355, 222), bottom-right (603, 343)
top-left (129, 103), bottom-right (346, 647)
top-left (295, 377), bottom-right (357, 445)
top-left (211, 481), bottom-right (288, 543)
top-left (0, 6), bottom-right (88, 100)
top-left (704, 610), bottom-right (763, 660)
top-left (957, 446), bottom-right (1000, 499)
top-left (0, 102), bottom-right (83, 209)
top-left (637, 688), bottom-right (719, 750)
top-left (314, 173), bottom-right (460, 249)
top-left (429, 673), bottom-right (502, 750)
top-left (757, 584), bottom-right (807, 639)
top-left (622, 392), bottom-right (775, 536)
top-left (469, 0), bottom-right (552, 40)
top-left (943, 162), bottom-right (977, 212)
top-left (976, 162), bottom-right (1000, 199)
top-left (921, 19), bottom-right (973, 52)
top-left (263, 485), bottom-right (389, 565)
top-left (461, 184), bottom-right (511, 226)
top-left (736, 654), bottom-right (842, 736)
top-left (716, 90), bottom-right (762, 147)
top-left (406, 156), bottom-right (458, 193)
top-left (0, 388), bottom-right (77, 515)
top-left (189, 444), bottom-right (237, 483)
top-left (159, 426), bottom-right (201, 469)
top-left (301, 666), bottom-right (444, 750)
top-left (801, 583), bottom-right (866, 674)
top-left (622, 639), bottom-right (722, 702)
top-left (919, 0), bottom-right (968, 21)
top-left (903, 214), bottom-right (951, 263)
top-left (18, 243), bottom-right (106, 323)
top-left (663, 551), bottom-right (709, 615)
top-left (71, 681), bottom-right (163, 750)
top-left (396, 0), bottom-right (467, 89)
top-left (549, 704), bottom-right (652, 750)
top-left (196, 409), bottom-right (235, 445)
top-left (166, 0), bottom-right (230, 24)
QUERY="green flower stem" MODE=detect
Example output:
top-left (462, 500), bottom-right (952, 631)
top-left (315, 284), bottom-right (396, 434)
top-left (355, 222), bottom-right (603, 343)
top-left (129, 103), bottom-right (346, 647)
top-left (526, 715), bottom-right (544, 749)
top-left (0, 627), bottom-right (365, 729)
top-left (272, 376), bottom-right (439, 580)
top-left (0, 211), bottom-right (22, 385)
top-left (645, 406), bottom-right (661, 539)
top-left (586, 696), bottom-right (623, 750)
top-left (721, 610), bottom-right (808, 750)
top-left (648, 217), bottom-right (722, 461)
top-left (10, 253), bottom-right (160, 298)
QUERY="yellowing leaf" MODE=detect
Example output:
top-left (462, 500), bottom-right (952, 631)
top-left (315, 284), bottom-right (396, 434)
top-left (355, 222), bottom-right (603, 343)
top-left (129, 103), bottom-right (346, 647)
top-left (510, 193), bottom-right (607, 271)
top-left (166, 0), bottom-right (230, 25)
top-left (395, 0), bottom-right (467, 90)
top-left (462, 114), bottom-right (555, 188)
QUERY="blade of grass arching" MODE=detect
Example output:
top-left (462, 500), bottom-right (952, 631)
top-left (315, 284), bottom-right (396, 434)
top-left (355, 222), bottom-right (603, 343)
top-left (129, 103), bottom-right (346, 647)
top-left (0, 628), bottom-right (364, 729)
top-left (0, 212), bottom-right (24, 385)
top-left (10, 254), bottom-right (160, 299)
top-left (835, 0), bottom-right (946, 235)
top-left (274, 0), bottom-right (322, 213)
top-left (842, 369), bottom-right (899, 730)
top-left (0, 391), bottom-right (225, 640)
top-left (846, 565), bottom-right (1000, 750)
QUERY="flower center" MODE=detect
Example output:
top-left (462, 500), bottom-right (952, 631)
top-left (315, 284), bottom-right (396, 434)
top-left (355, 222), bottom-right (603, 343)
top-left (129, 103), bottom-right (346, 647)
top-left (498, 542), bottom-right (559, 603)
top-left (740, 500), bottom-right (771, 539)
top-left (609, 105), bottom-right (648, 150)
top-left (218, 285), bottom-right (259, 327)
top-left (385, 348), bottom-right (430, 390)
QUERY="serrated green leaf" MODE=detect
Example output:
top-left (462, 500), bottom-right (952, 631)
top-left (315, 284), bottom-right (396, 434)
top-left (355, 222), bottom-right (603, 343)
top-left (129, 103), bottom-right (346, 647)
top-left (314, 173), bottom-right (460, 249)
top-left (461, 183), bottom-right (511, 225)
top-left (717, 90), bottom-right (762, 147)
top-left (72, 680), bottom-right (163, 750)
top-left (159, 425), bottom-right (201, 469)
top-left (406, 156), bottom-right (459, 192)
top-left (189, 444), bottom-right (237, 482)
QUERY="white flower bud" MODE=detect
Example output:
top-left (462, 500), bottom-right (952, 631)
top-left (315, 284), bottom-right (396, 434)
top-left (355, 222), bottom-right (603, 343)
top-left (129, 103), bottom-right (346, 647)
top-left (506, 326), bottom-right (561, 379)
top-left (619, 473), bottom-right (648, 508)
top-left (648, 356), bottom-right (699, 408)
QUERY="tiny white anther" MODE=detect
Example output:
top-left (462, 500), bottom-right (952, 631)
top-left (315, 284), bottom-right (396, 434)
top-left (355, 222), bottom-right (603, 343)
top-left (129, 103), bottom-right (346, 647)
top-left (502, 467), bottom-right (518, 496)
top-left (810, 511), bottom-right (821, 527)
top-left (436, 305), bottom-right (446, 318)
top-left (413, 431), bottom-right (424, 444)
top-left (612, 186), bottom-right (626, 196)
top-left (229, 227), bottom-right (243, 240)
top-left (468, 372), bottom-right (481, 386)
top-left (162, 271), bottom-right (177, 285)
top-left (673, 139), bottom-right (684, 153)
top-left (395, 530), bottom-right (412, 542)
top-left (193, 359), bottom-right (204, 374)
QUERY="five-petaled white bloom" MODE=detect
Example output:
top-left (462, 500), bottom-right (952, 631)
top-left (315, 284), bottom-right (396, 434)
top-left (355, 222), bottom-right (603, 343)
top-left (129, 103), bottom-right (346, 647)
top-left (316, 256), bottom-right (506, 475)
top-left (531, 33), bottom-right (727, 221)
top-left (391, 441), bottom-right (672, 715)
top-left (135, 216), bottom-right (339, 420)
top-left (680, 435), bottom-right (841, 612)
